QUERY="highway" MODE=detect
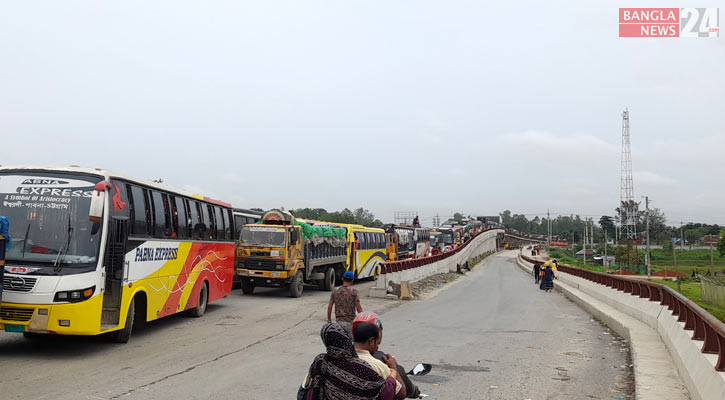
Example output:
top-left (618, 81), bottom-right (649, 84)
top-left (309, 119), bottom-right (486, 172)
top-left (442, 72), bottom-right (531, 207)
top-left (0, 251), bottom-right (632, 399)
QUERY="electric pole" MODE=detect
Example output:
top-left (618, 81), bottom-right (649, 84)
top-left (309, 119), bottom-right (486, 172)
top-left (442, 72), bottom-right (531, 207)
top-left (604, 229), bottom-right (608, 267)
top-left (645, 196), bottom-right (651, 277)
top-left (680, 221), bottom-right (684, 252)
top-left (711, 241), bottom-right (715, 277)
top-left (673, 236), bottom-right (680, 292)
top-left (547, 209), bottom-right (551, 246)
top-left (583, 223), bottom-right (587, 265)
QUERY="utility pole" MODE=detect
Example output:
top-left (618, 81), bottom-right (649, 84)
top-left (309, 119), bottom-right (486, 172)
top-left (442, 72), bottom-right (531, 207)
top-left (547, 209), bottom-right (551, 246)
top-left (583, 223), bottom-right (587, 265)
top-left (673, 236), bottom-right (680, 292)
top-left (711, 241), bottom-right (715, 277)
top-left (604, 229), bottom-right (608, 268)
top-left (645, 196), bottom-right (651, 277)
top-left (680, 222), bottom-right (684, 252)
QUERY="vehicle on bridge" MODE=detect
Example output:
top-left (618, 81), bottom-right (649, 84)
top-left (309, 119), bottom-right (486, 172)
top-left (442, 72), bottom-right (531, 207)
top-left (0, 166), bottom-right (235, 342)
top-left (236, 210), bottom-right (348, 297)
top-left (394, 226), bottom-right (430, 259)
top-left (314, 222), bottom-right (388, 280)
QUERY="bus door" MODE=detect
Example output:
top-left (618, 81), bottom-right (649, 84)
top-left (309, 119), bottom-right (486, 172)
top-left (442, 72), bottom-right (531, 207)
top-left (102, 216), bottom-right (129, 329)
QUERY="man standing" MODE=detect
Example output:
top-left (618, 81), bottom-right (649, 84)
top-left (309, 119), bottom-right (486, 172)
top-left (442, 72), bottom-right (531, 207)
top-left (533, 262), bottom-right (542, 285)
top-left (327, 271), bottom-right (363, 331)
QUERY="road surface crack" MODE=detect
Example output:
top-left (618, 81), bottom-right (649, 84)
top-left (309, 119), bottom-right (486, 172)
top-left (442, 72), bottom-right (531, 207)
top-left (108, 304), bottom-right (324, 399)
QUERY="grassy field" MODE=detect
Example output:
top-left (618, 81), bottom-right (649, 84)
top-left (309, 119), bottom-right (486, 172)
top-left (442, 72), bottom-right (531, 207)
top-left (654, 279), bottom-right (725, 323)
top-left (650, 248), bottom-right (725, 277)
top-left (545, 248), bottom-right (725, 323)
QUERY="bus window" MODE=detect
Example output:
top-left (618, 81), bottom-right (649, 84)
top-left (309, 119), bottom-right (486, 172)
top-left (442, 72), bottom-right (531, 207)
top-left (213, 207), bottom-right (224, 240)
top-left (234, 215), bottom-right (244, 240)
top-left (189, 200), bottom-right (204, 240)
top-left (151, 191), bottom-right (170, 238)
top-left (129, 185), bottom-right (150, 236)
top-left (201, 204), bottom-right (212, 240)
top-left (223, 209), bottom-right (232, 240)
top-left (173, 196), bottom-right (189, 239)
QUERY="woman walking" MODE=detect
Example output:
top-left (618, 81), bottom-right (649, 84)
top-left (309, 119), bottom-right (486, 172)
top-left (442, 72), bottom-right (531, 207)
top-left (540, 264), bottom-right (555, 292)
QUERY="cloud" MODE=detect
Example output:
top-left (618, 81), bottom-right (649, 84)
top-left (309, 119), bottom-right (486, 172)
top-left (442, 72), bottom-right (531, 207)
top-left (633, 171), bottom-right (678, 187)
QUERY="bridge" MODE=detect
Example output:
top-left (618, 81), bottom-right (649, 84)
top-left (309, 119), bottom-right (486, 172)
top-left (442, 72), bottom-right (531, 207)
top-left (0, 230), bottom-right (720, 399)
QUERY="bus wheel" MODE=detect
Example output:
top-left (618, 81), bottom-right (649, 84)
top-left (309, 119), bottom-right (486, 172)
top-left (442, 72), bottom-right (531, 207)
top-left (319, 267), bottom-right (335, 291)
top-left (240, 278), bottom-right (255, 295)
top-left (113, 298), bottom-right (135, 343)
top-left (290, 270), bottom-right (304, 298)
top-left (188, 282), bottom-right (208, 318)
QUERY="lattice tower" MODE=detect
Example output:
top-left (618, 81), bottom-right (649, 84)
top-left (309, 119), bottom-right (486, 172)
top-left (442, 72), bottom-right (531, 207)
top-left (620, 109), bottom-right (637, 240)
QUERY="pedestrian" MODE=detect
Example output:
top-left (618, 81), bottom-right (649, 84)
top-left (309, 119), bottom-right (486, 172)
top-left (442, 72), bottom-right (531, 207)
top-left (299, 323), bottom-right (396, 400)
top-left (540, 264), bottom-right (555, 292)
top-left (352, 322), bottom-right (407, 399)
top-left (327, 271), bottom-right (363, 332)
top-left (533, 262), bottom-right (541, 285)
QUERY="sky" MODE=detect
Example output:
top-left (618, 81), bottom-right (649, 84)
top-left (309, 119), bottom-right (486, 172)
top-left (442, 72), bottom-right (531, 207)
top-left (1, 1), bottom-right (723, 226)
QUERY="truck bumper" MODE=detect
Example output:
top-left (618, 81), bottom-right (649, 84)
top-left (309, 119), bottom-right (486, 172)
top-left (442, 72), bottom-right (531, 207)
top-left (237, 268), bottom-right (291, 286)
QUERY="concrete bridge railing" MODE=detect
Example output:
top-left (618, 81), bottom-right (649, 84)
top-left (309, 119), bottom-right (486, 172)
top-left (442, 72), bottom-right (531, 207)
top-left (369, 229), bottom-right (503, 297)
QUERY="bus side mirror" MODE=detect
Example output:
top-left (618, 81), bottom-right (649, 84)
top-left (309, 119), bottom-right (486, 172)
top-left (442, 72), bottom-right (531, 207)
top-left (89, 181), bottom-right (111, 223)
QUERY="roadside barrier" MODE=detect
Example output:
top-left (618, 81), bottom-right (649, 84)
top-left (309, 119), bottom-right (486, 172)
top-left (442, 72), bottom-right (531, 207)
top-left (520, 254), bottom-right (725, 400)
top-left (523, 254), bottom-right (725, 373)
top-left (370, 229), bottom-right (502, 297)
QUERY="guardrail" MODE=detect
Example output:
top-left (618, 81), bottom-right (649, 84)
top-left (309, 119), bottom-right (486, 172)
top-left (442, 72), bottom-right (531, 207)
top-left (380, 230), bottom-right (482, 274)
top-left (522, 255), bottom-right (725, 372)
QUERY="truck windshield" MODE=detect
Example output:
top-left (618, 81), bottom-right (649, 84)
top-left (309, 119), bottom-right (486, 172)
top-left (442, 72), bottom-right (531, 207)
top-left (240, 226), bottom-right (286, 248)
top-left (0, 172), bottom-right (102, 267)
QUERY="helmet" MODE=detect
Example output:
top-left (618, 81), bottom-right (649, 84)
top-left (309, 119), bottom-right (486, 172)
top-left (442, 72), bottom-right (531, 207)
top-left (352, 311), bottom-right (383, 338)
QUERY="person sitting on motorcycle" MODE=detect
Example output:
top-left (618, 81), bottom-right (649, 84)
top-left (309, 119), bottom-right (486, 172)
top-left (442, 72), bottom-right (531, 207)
top-left (353, 322), bottom-right (407, 400)
top-left (353, 312), bottom-right (421, 399)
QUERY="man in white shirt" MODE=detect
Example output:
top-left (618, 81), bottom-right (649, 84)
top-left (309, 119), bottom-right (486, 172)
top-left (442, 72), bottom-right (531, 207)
top-left (352, 321), bottom-right (407, 399)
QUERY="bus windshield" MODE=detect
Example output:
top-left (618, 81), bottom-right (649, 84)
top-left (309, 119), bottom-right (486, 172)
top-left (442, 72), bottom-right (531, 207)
top-left (240, 226), bottom-right (286, 248)
top-left (0, 172), bottom-right (102, 267)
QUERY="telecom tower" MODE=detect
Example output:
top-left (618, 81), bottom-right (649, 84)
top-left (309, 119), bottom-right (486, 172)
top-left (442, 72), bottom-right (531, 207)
top-left (619, 109), bottom-right (639, 271)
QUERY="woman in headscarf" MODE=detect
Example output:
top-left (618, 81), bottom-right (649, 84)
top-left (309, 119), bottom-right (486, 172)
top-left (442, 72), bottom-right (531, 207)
top-left (540, 264), bottom-right (555, 292)
top-left (300, 322), bottom-right (396, 400)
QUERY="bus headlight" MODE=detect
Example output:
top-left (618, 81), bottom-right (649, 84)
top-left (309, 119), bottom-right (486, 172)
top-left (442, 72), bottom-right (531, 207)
top-left (54, 286), bottom-right (95, 303)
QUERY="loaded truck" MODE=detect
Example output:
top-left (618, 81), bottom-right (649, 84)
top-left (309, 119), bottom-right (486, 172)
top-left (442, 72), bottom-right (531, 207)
top-left (236, 210), bottom-right (348, 297)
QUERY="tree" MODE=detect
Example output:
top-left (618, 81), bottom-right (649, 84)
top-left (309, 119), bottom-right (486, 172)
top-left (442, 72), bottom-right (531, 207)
top-left (599, 216), bottom-right (615, 238)
top-left (684, 229), bottom-right (700, 250)
top-left (454, 213), bottom-right (464, 222)
top-left (718, 229), bottom-right (725, 256)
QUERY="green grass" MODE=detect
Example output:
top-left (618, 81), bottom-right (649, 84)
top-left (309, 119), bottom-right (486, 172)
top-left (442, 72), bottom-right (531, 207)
top-left (654, 279), bottom-right (725, 323)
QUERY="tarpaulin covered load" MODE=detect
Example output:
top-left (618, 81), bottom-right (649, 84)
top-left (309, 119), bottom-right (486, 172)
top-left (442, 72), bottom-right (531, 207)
top-left (296, 220), bottom-right (347, 247)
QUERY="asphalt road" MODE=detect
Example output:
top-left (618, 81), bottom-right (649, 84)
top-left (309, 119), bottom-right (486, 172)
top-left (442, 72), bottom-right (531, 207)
top-left (0, 251), bottom-right (633, 399)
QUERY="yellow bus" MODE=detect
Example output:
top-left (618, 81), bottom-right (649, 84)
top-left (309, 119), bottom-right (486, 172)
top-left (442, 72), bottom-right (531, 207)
top-left (0, 166), bottom-right (235, 342)
top-left (314, 223), bottom-right (387, 279)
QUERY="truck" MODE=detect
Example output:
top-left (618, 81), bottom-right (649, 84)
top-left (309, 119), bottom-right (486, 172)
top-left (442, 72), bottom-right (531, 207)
top-left (236, 210), bottom-right (348, 297)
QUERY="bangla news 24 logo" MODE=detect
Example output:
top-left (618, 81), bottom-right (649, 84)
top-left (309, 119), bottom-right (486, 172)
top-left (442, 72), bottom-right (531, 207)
top-left (619, 8), bottom-right (719, 37)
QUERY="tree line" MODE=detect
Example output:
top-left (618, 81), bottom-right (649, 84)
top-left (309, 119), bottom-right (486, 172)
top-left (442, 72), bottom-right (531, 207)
top-left (289, 207), bottom-right (384, 227)
top-left (499, 209), bottom-right (723, 247)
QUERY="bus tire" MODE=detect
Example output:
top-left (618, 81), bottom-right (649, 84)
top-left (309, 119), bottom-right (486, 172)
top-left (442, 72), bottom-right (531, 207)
top-left (240, 278), bottom-right (255, 295)
top-left (290, 270), bottom-right (304, 298)
top-left (188, 282), bottom-right (208, 318)
top-left (319, 267), bottom-right (335, 291)
top-left (113, 298), bottom-right (135, 343)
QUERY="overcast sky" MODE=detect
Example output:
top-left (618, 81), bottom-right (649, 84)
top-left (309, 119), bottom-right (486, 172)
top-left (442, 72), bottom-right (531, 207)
top-left (1, 1), bottom-right (723, 226)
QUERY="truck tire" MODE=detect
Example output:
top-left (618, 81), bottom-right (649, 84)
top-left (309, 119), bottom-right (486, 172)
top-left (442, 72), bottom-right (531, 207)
top-left (188, 282), bottom-right (208, 318)
top-left (113, 298), bottom-right (134, 343)
top-left (319, 267), bottom-right (335, 291)
top-left (290, 270), bottom-right (304, 298)
top-left (241, 278), bottom-right (255, 295)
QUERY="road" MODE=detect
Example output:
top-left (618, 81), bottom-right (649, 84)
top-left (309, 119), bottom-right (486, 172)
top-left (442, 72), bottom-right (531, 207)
top-left (0, 251), bottom-right (633, 399)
